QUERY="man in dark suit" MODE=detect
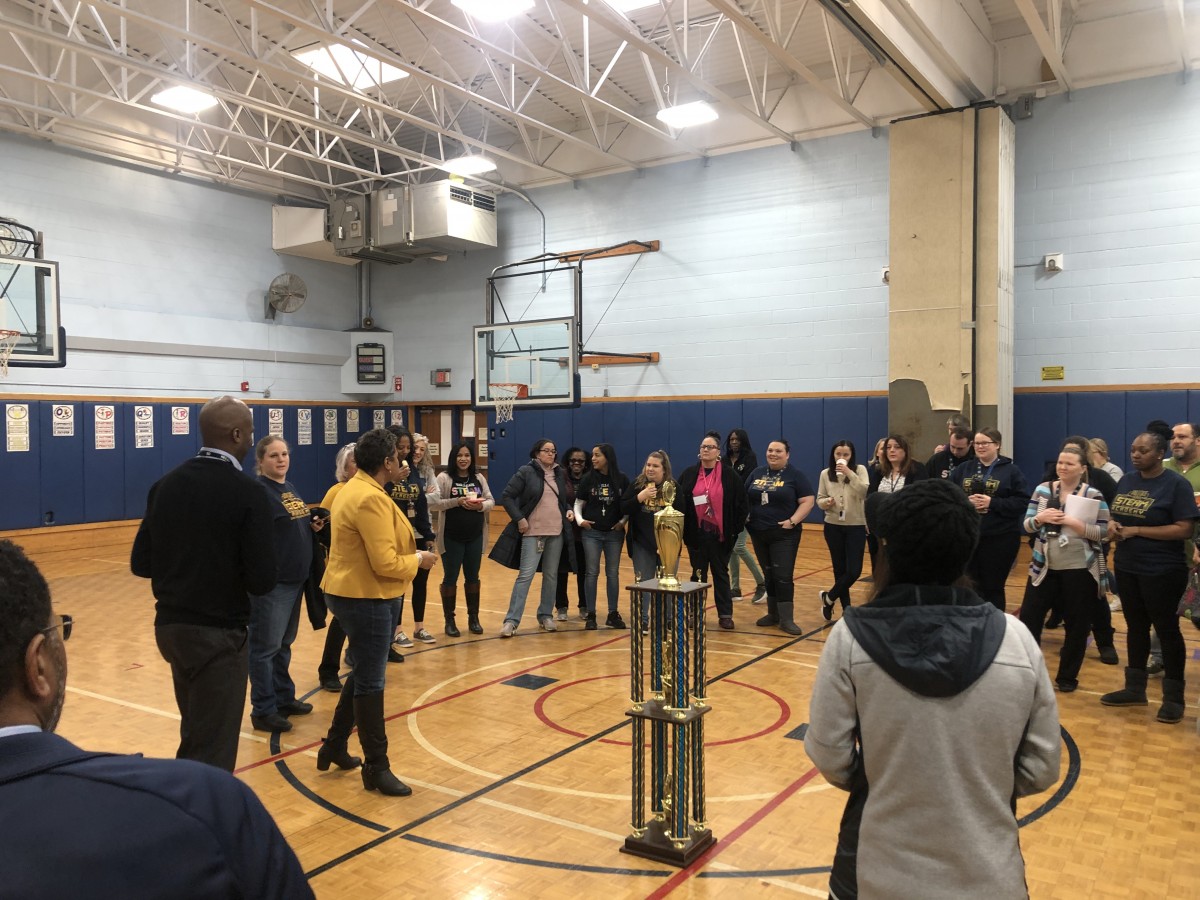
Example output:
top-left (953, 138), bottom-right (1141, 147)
top-left (0, 540), bottom-right (312, 899)
top-left (132, 395), bottom-right (277, 771)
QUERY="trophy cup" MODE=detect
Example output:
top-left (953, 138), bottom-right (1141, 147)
top-left (653, 482), bottom-right (685, 589)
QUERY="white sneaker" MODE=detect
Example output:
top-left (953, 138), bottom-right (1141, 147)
top-left (538, 616), bottom-right (558, 632)
top-left (556, 609), bottom-right (568, 622)
top-left (413, 628), bottom-right (436, 644)
top-left (500, 621), bottom-right (517, 638)
top-left (393, 631), bottom-right (414, 648)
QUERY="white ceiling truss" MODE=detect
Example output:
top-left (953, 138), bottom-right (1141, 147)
top-left (0, 0), bottom-right (1195, 202)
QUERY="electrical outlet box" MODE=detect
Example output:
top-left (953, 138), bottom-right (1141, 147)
top-left (1044, 253), bottom-right (1064, 272)
top-left (881, 266), bottom-right (890, 284)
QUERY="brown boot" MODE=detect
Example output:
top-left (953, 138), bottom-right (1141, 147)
top-left (465, 581), bottom-right (483, 634)
top-left (441, 583), bottom-right (460, 637)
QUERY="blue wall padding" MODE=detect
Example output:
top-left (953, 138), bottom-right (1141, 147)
top-left (0, 390), bottom-right (1188, 531)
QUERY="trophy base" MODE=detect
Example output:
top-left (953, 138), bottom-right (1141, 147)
top-left (656, 575), bottom-right (680, 590)
top-left (621, 819), bottom-right (715, 867)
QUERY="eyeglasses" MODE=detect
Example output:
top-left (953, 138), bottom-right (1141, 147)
top-left (539, 447), bottom-right (557, 455)
top-left (38, 614), bottom-right (72, 642)
top-left (699, 444), bottom-right (719, 451)
top-left (568, 457), bottom-right (586, 465)
top-left (973, 440), bottom-right (996, 446)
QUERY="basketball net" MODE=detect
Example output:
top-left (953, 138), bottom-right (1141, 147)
top-left (489, 383), bottom-right (522, 424)
top-left (0, 330), bottom-right (19, 377)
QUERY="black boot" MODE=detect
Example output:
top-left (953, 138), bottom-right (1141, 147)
top-left (318, 676), bottom-right (358, 771)
top-left (441, 583), bottom-right (460, 637)
top-left (317, 740), bottom-right (362, 771)
top-left (776, 600), bottom-right (802, 636)
top-left (353, 691), bottom-right (411, 796)
top-left (1100, 667), bottom-right (1148, 707)
top-left (465, 581), bottom-right (483, 634)
top-left (756, 595), bottom-right (779, 627)
top-left (1158, 678), bottom-right (1186, 724)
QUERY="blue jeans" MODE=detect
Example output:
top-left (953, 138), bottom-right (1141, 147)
top-left (729, 528), bottom-right (764, 592)
top-left (247, 580), bottom-right (303, 717)
top-left (583, 528), bottom-right (624, 615)
top-left (504, 533), bottom-right (562, 625)
top-left (326, 595), bottom-right (398, 695)
top-left (629, 542), bottom-right (659, 626)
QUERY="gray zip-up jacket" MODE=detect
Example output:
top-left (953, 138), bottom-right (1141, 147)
top-left (805, 584), bottom-right (1061, 900)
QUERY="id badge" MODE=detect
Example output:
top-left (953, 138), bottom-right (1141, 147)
top-left (693, 493), bottom-right (708, 507)
top-left (838, 508), bottom-right (845, 521)
top-left (536, 537), bottom-right (545, 553)
top-left (761, 492), bottom-right (769, 506)
top-left (406, 503), bottom-right (416, 519)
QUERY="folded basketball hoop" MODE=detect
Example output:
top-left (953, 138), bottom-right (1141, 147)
top-left (489, 382), bottom-right (528, 424)
top-left (0, 330), bottom-right (19, 377)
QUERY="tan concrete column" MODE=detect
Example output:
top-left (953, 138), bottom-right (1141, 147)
top-left (887, 105), bottom-right (1014, 457)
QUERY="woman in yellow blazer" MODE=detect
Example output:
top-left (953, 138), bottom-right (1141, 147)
top-left (318, 428), bottom-right (436, 796)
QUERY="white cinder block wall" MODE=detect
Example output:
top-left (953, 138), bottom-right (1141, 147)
top-left (4, 71), bottom-right (1199, 403)
top-left (373, 131), bottom-right (892, 402)
top-left (1013, 73), bottom-right (1200, 387)
top-left (2, 134), bottom-right (359, 400)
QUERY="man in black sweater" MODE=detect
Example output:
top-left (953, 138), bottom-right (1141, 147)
top-left (131, 396), bottom-right (276, 771)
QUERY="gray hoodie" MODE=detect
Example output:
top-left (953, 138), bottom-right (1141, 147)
top-left (805, 584), bottom-right (1061, 900)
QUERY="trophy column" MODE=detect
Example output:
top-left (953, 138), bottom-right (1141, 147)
top-left (622, 579), bottom-right (715, 866)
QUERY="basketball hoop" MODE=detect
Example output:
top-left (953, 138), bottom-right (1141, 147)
top-left (489, 382), bottom-right (527, 424)
top-left (0, 330), bottom-right (20, 377)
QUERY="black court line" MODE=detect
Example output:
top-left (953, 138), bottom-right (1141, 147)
top-left (1017, 725), bottom-right (1081, 827)
top-left (298, 618), bottom-right (1077, 881)
top-left (401, 833), bottom-right (672, 876)
top-left (301, 622), bottom-right (831, 879)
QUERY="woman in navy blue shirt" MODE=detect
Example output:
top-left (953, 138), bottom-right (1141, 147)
top-left (746, 440), bottom-right (815, 636)
top-left (1100, 431), bottom-right (1199, 723)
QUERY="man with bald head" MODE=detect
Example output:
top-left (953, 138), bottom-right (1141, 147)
top-left (132, 396), bottom-right (277, 771)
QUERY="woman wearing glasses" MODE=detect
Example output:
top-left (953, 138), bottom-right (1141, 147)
top-left (950, 428), bottom-right (1031, 611)
top-left (675, 431), bottom-right (750, 630)
top-left (490, 439), bottom-right (576, 637)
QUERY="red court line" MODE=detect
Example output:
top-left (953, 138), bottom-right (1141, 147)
top-left (643, 766), bottom-right (823, 899)
top-left (234, 633), bottom-right (628, 774)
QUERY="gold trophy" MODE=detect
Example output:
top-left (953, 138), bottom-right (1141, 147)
top-left (653, 482), bottom-right (685, 589)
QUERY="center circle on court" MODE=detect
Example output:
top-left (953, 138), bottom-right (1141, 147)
top-left (532, 674), bottom-right (791, 746)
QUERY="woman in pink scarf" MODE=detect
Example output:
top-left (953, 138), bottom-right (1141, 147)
top-left (674, 431), bottom-right (750, 630)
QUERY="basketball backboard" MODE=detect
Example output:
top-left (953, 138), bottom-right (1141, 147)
top-left (472, 316), bottom-right (579, 411)
top-left (1, 256), bottom-right (65, 368)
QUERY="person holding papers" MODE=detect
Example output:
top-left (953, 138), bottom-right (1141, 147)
top-left (1018, 445), bottom-right (1110, 692)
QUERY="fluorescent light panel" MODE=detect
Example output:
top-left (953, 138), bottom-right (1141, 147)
top-left (293, 42), bottom-right (408, 89)
top-left (451, 0), bottom-right (534, 23)
top-left (656, 100), bottom-right (718, 129)
top-left (443, 155), bottom-right (498, 176)
top-left (151, 85), bottom-right (217, 114)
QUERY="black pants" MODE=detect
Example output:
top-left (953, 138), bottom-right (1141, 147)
top-left (1117, 568), bottom-right (1188, 681)
top-left (409, 566), bottom-right (430, 623)
top-left (318, 616), bottom-right (347, 683)
top-left (1019, 569), bottom-right (1097, 685)
top-left (749, 526), bottom-right (801, 605)
top-left (555, 538), bottom-right (586, 610)
top-left (154, 623), bottom-right (248, 772)
top-left (967, 532), bottom-right (1022, 611)
top-left (823, 523), bottom-right (867, 607)
top-left (689, 529), bottom-right (734, 617)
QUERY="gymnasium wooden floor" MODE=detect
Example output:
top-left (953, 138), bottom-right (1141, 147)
top-left (11, 521), bottom-right (1200, 899)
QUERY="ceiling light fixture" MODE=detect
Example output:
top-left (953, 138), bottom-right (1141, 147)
top-left (656, 100), bottom-right (718, 129)
top-left (451, 0), bottom-right (534, 23)
top-left (443, 154), bottom-right (498, 176)
top-left (292, 42), bottom-right (408, 89)
top-left (150, 85), bottom-right (218, 114)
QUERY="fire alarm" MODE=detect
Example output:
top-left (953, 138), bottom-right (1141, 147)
top-left (430, 368), bottom-right (452, 387)
top-left (240, 381), bottom-right (250, 392)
